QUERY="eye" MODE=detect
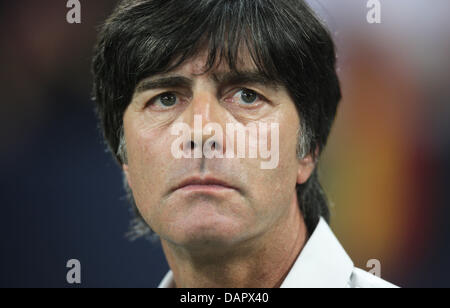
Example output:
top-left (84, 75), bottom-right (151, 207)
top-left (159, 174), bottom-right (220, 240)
top-left (230, 88), bottom-right (263, 106)
top-left (147, 92), bottom-right (180, 109)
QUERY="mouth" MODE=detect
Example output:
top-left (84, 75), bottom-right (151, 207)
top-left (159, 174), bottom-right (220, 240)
top-left (171, 176), bottom-right (238, 193)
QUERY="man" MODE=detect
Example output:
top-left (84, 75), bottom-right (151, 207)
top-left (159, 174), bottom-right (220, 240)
top-left (92, 0), bottom-right (397, 288)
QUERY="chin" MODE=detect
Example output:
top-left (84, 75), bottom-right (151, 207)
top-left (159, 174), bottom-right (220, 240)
top-left (172, 219), bottom-right (244, 250)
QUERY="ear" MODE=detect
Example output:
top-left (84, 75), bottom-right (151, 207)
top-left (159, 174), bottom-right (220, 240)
top-left (122, 163), bottom-right (132, 189)
top-left (296, 147), bottom-right (319, 185)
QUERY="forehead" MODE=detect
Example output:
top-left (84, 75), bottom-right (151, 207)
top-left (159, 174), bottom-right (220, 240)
top-left (132, 44), bottom-right (285, 94)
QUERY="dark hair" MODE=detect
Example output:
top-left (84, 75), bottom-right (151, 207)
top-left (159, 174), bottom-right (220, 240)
top-left (92, 0), bottom-right (341, 237)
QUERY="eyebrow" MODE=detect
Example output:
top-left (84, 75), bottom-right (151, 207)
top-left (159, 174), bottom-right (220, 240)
top-left (134, 76), bottom-right (192, 94)
top-left (212, 71), bottom-right (281, 90)
top-left (134, 71), bottom-right (280, 94)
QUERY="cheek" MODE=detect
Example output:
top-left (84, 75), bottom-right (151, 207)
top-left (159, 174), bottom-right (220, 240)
top-left (124, 106), bottom-right (178, 168)
top-left (244, 118), bottom-right (299, 204)
top-left (125, 125), bottom-right (173, 201)
top-left (126, 113), bottom-right (176, 164)
top-left (269, 111), bottom-right (299, 185)
top-left (256, 110), bottom-right (299, 166)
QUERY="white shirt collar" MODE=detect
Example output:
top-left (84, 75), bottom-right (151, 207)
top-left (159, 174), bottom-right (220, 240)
top-left (280, 217), bottom-right (353, 287)
top-left (158, 217), bottom-right (354, 288)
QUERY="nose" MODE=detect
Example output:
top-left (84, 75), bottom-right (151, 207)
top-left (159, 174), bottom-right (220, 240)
top-left (181, 91), bottom-right (227, 158)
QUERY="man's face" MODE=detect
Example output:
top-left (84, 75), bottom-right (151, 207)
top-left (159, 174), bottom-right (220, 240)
top-left (122, 50), bottom-right (313, 252)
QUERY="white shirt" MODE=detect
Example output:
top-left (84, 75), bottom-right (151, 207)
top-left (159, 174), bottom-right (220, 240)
top-left (158, 217), bottom-right (398, 288)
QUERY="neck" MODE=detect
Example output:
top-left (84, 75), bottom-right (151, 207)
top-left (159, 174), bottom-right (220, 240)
top-left (160, 194), bottom-right (308, 288)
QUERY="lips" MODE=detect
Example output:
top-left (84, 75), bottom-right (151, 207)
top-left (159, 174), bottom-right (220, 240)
top-left (172, 176), bottom-right (238, 193)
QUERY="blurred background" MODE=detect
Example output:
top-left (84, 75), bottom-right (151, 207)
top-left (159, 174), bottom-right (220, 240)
top-left (0, 0), bottom-right (449, 287)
